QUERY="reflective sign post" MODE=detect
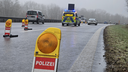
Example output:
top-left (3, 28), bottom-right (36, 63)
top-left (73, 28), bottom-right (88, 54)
top-left (3, 19), bottom-right (18, 38)
top-left (32, 27), bottom-right (61, 72)
top-left (3, 19), bottom-right (12, 37)
top-left (24, 19), bottom-right (32, 30)
top-left (22, 19), bottom-right (25, 27)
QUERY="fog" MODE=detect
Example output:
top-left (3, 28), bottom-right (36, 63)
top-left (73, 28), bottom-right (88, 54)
top-left (19, 0), bottom-right (128, 17)
top-left (0, 0), bottom-right (128, 24)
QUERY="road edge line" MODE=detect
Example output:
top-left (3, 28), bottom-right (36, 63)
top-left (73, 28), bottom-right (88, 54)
top-left (68, 26), bottom-right (106, 72)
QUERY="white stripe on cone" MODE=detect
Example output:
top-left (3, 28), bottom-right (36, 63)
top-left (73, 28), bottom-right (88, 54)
top-left (25, 24), bottom-right (28, 28)
top-left (4, 27), bottom-right (11, 35)
top-left (5, 30), bottom-right (10, 33)
top-left (22, 23), bottom-right (25, 26)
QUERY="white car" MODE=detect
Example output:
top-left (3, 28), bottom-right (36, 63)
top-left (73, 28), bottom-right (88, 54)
top-left (80, 17), bottom-right (86, 23)
top-left (88, 18), bottom-right (97, 25)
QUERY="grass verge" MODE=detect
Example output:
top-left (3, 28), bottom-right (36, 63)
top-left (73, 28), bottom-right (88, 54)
top-left (104, 25), bottom-right (128, 72)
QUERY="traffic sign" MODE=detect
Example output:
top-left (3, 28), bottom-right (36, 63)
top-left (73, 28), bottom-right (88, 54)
top-left (34, 57), bottom-right (55, 70)
top-left (32, 27), bottom-right (61, 72)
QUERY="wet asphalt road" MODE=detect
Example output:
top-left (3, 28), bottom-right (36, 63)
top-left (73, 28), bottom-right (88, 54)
top-left (0, 22), bottom-right (108, 72)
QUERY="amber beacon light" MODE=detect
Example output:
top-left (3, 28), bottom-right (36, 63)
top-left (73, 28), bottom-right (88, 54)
top-left (34, 27), bottom-right (61, 58)
top-left (37, 33), bottom-right (58, 53)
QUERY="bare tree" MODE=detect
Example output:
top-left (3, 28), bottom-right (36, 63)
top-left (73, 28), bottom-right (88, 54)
top-left (0, 0), bottom-right (128, 24)
top-left (126, 0), bottom-right (128, 12)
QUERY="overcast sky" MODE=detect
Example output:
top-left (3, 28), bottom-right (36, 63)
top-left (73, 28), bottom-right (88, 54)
top-left (19, 0), bottom-right (128, 17)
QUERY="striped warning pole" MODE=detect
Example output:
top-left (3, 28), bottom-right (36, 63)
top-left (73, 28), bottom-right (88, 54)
top-left (3, 19), bottom-right (12, 37)
top-left (3, 19), bottom-right (18, 38)
top-left (5, 27), bottom-right (11, 35)
top-left (22, 19), bottom-right (25, 27)
top-left (24, 19), bottom-right (32, 30)
top-left (24, 19), bottom-right (28, 30)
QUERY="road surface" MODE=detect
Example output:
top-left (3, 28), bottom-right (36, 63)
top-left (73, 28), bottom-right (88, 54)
top-left (0, 22), bottom-right (109, 72)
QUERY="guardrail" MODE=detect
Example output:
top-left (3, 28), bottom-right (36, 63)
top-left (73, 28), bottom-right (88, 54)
top-left (98, 22), bottom-right (104, 24)
top-left (0, 17), bottom-right (61, 22)
top-left (44, 19), bottom-right (61, 22)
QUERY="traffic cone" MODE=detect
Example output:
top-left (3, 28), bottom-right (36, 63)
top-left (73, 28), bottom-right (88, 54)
top-left (3, 19), bottom-right (18, 38)
top-left (22, 19), bottom-right (25, 27)
top-left (24, 19), bottom-right (32, 30)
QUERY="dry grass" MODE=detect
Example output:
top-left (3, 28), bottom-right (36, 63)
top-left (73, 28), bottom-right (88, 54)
top-left (104, 25), bottom-right (128, 72)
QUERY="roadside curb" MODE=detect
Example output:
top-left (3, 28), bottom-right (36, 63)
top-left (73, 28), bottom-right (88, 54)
top-left (68, 26), bottom-right (106, 72)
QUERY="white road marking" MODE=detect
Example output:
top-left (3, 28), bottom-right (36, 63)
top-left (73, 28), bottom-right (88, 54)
top-left (68, 26), bottom-right (106, 72)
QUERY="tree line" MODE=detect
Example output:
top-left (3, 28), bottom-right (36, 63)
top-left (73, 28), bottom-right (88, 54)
top-left (0, 0), bottom-right (128, 24)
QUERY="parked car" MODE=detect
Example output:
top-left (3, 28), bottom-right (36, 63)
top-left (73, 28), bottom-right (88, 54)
top-left (80, 17), bottom-right (86, 23)
top-left (87, 18), bottom-right (97, 25)
top-left (26, 10), bottom-right (45, 24)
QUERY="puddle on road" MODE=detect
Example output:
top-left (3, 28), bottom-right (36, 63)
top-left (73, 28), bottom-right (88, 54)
top-left (92, 29), bottom-right (106, 72)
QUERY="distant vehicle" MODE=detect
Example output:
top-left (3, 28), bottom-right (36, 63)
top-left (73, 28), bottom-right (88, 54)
top-left (104, 21), bottom-right (108, 24)
top-left (80, 17), bottom-right (86, 23)
top-left (87, 18), bottom-right (97, 25)
top-left (62, 10), bottom-right (81, 26)
top-left (26, 10), bottom-right (45, 24)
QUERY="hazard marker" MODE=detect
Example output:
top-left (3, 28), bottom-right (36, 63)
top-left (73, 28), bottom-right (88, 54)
top-left (3, 19), bottom-right (18, 38)
top-left (24, 19), bottom-right (32, 30)
top-left (22, 19), bottom-right (25, 27)
top-left (32, 27), bottom-right (61, 72)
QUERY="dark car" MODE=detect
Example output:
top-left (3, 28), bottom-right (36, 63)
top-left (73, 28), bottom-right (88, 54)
top-left (104, 21), bottom-right (108, 24)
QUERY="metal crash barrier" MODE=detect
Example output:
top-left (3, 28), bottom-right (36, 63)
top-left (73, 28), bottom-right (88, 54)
top-left (0, 17), bottom-right (61, 22)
